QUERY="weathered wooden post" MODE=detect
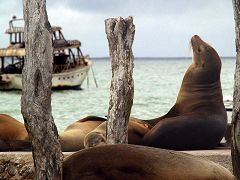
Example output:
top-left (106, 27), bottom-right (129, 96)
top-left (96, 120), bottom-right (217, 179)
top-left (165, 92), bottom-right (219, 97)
top-left (105, 16), bottom-right (135, 144)
top-left (21, 0), bottom-right (63, 179)
top-left (232, 0), bottom-right (240, 178)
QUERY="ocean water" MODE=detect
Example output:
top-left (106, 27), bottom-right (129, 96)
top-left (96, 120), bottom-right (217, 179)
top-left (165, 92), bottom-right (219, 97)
top-left (0, 57), bottom-right (235, 132)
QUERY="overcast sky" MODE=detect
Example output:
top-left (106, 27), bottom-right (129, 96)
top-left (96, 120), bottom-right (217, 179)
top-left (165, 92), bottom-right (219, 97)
top-left (0, 0), bottom-right (236, 57)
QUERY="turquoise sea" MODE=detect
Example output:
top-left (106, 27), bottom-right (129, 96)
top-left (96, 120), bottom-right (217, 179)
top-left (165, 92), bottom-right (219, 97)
top-left (0, 57), bottom-right (235, 132)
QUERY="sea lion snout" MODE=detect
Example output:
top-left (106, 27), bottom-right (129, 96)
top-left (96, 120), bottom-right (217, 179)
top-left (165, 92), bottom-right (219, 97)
top-left (191, 35), bottom-right (204, 51)
top-left (192, 34), bottom-right (200, 39)
top-left (190, 35), bottom-right (212, 69)
top-left (191, 34), bottom-right (200, 42)
top-left (191, 34), bottom-right (203, 43)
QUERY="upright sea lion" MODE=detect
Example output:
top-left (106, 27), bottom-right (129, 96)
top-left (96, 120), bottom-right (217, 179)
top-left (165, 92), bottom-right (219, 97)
top-left (59, 116), bottom-right (106, 151)
top-left (83, 35), bottom-right (227, 150)
top-left (84, 118), bottom-right (151, 148)
top-left (63, 144), bottom-right (234, 180)
top-left (222, 123), bottom-right (231, 146)
top-left (142, 35), bottom-right (227, 150)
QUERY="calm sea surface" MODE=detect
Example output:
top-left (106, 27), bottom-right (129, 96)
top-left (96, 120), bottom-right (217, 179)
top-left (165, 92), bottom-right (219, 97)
top-left (0, 57), bottom-right (235, 132)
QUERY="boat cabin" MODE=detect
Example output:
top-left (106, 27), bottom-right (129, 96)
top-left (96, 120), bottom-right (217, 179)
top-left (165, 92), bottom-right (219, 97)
top-left (0, 16), bottom-right (92, 90)
top-left (0, 16), bottom-right (87, 75)
top-left (6, 16), bottom-right (24, 48)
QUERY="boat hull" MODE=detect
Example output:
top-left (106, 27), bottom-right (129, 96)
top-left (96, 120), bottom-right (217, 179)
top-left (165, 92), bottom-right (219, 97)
top-left (0, 61), bottom-right (91, 90)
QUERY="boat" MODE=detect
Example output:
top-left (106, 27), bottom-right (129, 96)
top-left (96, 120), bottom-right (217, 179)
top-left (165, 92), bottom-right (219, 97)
top-left (0, 16), bottom-right (92, 90)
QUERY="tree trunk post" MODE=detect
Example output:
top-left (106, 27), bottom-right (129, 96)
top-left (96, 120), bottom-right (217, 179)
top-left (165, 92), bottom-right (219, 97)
top-left (105, 16), bottom-right (135, 144)
top-left (232, 0), bottom-right (240, 178)
top-left (21, 1), bottom-right (63, 179)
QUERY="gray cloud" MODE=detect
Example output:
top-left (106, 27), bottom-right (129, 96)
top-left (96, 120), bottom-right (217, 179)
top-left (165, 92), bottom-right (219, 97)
top-left (0, 0), bottom-right (236, 57)
top-left (46, 0), bottom-right (225, 16)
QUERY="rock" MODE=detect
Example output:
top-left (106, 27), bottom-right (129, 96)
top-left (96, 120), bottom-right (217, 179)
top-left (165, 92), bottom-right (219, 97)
top-left (6, 165), bottom-right (17, 176)
top-left (0, 165), bottom-right (5, 173)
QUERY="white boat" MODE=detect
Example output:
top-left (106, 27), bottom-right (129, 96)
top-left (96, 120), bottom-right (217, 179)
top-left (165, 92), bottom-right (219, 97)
top-left (0, 16), bottom-right (92, 90)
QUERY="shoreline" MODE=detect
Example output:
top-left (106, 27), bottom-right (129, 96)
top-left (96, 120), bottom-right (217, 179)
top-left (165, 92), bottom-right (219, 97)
top-left (0, 147), bottom-right (232, 179)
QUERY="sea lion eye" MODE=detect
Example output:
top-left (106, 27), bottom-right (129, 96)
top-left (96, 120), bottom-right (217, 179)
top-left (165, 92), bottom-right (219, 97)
top-left (197, 45), bottom-right (204, 53)
top-left (198, 47), bottom-right (201, 53)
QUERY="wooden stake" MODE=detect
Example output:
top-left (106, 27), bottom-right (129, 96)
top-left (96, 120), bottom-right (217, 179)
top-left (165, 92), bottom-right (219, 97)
top-left (105, 16), bottom-right (135, 144)
top-left (21, 1), bottom-right (63, 179)
top-left (232, 0), bottom-right (240, 178)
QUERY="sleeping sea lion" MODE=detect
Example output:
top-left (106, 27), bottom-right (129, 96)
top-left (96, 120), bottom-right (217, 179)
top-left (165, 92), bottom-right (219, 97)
top-left (0, 114), bottom-right (104, 151)
top-left (0, 139), bottom-right (31, 151)
top-left (0, 114), bottom-right (28, 141)
top-left (59, 116), bottom-right (106, 151)
top-left (63, 144), bottom-right (234, 180)
top-left (142, 35), bottom-right (227, 150)
top-left (0, 114), bottom-right (31, 151)
top-left (0, 115), bottom-right (105, 151)
top-left (84, 118), bottom-right (151, 148)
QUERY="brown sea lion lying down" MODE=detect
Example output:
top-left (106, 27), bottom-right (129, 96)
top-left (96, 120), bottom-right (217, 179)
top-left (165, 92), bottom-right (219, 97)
top-left (84, 118), bottom-right (151, 148)
top-left (0, 114), bottom-right (106, 151)
top-left (0, 114), bottom-right (150, 151)
top-left (59, 116), bottom-right (106, 151)
top-left (0, 114), bottom-right (31, 151)
top-left (63, 144), bottom-right (234, 180)
top-left (0, 114), bottom-right (28, 140)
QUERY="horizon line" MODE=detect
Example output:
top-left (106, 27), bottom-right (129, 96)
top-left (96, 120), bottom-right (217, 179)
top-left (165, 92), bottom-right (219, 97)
top-left (91, 56), bottom-right (235, 59)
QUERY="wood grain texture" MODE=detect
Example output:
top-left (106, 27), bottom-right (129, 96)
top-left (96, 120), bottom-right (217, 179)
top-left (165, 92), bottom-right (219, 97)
top-left (232, 0), bottom-right (240, 179)
top-left (21, 0), bottom-right (63, 179)
top-left (105, 16), bottom-right (135, 144)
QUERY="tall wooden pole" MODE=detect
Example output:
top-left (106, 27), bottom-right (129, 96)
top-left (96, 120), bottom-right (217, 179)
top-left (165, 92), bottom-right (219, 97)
top-left (105, 16), bottom-right (135, 144)
top-left (232, 0), bottom-right (240, 178)
top-left (21, 1), bottom-right (63, 179)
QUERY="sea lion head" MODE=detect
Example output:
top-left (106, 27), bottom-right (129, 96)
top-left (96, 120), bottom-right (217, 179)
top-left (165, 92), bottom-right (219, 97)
top-left (84, 131), bottom-right (106, 149)
top-left (187, 35), bottom-right (221, 84)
